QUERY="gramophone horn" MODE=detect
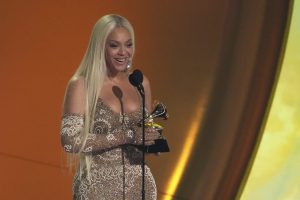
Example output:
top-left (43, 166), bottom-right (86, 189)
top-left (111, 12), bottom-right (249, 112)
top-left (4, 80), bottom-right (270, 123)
top-left (147, 103), bottom-right (169, 121)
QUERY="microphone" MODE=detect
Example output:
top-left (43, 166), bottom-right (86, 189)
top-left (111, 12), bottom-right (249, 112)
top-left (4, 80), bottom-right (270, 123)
top-left (129, 69), bottom-right (144, 96)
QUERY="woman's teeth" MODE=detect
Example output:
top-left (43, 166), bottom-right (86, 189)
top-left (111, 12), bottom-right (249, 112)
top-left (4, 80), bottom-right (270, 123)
top-left (115, 58), bottom-right (126, 63)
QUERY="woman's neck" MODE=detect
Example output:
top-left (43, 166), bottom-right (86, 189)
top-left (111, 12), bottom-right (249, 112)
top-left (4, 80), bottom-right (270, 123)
top-left (106, 71), bottom-right (128, 83)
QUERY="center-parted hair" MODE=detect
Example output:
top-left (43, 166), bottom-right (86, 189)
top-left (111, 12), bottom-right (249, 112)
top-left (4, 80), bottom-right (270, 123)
top-left (64, 14), bottom-right (135, 179)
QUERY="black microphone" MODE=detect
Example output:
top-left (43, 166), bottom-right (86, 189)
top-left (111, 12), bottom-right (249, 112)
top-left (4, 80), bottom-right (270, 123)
top-left (129, 69), bottom-right (144, 96)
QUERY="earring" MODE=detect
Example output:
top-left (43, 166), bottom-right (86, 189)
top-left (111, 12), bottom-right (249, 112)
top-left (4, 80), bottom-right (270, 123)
top-left (126, 59), bottom-right (132, 70)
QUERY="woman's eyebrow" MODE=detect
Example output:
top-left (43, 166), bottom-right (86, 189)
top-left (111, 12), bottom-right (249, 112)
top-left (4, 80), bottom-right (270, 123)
top-left (108, 40), bottom-right (119, 43)
top-left (108, 39), bottom-right (132, 43)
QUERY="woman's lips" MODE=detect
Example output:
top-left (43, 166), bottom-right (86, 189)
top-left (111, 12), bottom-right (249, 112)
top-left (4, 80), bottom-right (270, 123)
top-left (114, 57), bottom-right (126, 64)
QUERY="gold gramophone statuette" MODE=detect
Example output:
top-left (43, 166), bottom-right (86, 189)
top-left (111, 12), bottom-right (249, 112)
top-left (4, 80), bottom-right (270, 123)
top-left (136, 101), bottom-right (170, 153)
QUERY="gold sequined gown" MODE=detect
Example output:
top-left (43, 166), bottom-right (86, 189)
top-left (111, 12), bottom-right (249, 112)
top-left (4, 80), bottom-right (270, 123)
top-left (61, 98), bottom-right (157, 200)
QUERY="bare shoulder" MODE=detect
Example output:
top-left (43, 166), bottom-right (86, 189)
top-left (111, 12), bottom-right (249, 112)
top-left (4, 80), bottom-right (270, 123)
top-left (63, 76), bottom-right (86, 114)
top-left (67, 76), bottom-right (85, 96)
top-left (142, 74), bottom-right (153, 111)
top-left (142, 74), bottom-right (152, 94)
top-left (68, 76), bottom-right (85, 89)
top-left (142, 75), bottom-right (151, 88)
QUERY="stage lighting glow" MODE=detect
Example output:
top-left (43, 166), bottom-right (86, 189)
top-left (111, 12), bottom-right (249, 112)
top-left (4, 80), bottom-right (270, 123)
top-left (163, 101), bottom-right (204, 200)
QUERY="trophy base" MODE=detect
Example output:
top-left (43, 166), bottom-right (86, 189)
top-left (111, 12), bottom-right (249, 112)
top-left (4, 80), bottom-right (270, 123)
top-left (133, 139), bottom-right (170, 153)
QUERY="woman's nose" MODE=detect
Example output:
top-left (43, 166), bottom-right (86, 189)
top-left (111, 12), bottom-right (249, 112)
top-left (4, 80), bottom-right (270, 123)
top-left (118, 46), bottom-right (126, 55)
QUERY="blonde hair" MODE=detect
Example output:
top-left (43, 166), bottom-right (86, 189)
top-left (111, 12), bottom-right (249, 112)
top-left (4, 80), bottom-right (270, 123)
top-left (67, 14), bottom-right (135, 179)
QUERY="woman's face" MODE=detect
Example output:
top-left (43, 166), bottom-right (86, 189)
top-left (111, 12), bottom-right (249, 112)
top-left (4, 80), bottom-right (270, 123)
top-left (105, 27), bottom-right (133, 74)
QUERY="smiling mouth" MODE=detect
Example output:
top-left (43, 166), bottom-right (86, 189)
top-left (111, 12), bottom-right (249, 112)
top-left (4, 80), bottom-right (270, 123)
top-left (114, 58), bottom-right (127, 64)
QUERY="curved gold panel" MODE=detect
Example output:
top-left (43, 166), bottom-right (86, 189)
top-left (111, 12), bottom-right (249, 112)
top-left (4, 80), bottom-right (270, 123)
top-left (241, 0), bottom-right (300, 199)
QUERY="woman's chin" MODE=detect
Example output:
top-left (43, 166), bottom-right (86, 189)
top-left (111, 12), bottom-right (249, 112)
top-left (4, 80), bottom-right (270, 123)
top-left (112, 65), bottom-right (127, 73)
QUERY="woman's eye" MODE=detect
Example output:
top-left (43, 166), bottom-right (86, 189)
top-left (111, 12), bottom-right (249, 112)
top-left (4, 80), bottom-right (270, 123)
top-left (127, 43), bottom-right (133, 48)
top-left (109, 43), bottom-right (118, 48)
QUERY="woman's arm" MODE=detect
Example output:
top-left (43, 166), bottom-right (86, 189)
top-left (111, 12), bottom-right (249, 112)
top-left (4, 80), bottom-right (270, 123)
top-left (142, 75), bottom-right (152, 112)
top-left (60, 113), bottom-right (135, 153)
top-left (60, 77), bottom-right (134, 154)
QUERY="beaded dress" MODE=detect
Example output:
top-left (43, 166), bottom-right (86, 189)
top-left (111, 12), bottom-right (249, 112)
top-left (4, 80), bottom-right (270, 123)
top-left (61, 98), bottom-right (157, 200)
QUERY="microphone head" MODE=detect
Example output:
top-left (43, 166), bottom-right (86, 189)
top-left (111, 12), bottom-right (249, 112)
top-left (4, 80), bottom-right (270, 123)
top-left (129, 69), bottom-right (143, 87)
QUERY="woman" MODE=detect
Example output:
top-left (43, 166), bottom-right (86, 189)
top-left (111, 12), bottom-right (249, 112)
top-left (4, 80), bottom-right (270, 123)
top-left (60, 14), bottom-right (160, 199)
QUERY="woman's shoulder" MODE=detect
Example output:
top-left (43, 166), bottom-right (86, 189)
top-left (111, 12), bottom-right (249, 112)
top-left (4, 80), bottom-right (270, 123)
top-left (142, 74), bottom-right (150, 85)
top-left (63, 76), bottom-right (86, 114)
top-left (142, 74), bottom-right (152, 93)
top-left (69, 76), bottom-right (85, 86)
top-left (66, 76), bottom-right (86, 95)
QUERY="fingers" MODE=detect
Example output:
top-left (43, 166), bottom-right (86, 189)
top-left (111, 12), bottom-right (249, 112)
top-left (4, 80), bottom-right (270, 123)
top-left (133, 138), bottom-right (155, 146)
top-left (132, 126), bottom-right (162, 145)
top-left (138, 139), bottom-right (155, 146)
top-left (144, 129), bottom-right (161, 141)
top-left (145, 140), bottom-right (155, 146)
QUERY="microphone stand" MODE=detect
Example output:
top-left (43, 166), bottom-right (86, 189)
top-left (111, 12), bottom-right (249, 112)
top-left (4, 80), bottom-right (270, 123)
top-left (138, 85), bottom-right (146, 200)
top-left (128, 69), bottom-right (146, 200)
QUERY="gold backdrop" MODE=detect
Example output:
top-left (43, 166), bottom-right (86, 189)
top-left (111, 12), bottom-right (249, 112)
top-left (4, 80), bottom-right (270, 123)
top-left (0, 0), bottom-right (291, 199)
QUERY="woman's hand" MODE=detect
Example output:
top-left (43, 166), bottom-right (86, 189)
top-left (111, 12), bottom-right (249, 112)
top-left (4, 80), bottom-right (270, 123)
top-left (132, 126), bottom-right (161, 146)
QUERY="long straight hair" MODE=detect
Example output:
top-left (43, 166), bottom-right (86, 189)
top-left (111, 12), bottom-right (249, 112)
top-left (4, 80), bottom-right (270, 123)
top-left (66, 14), bottom-right (135, 179)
